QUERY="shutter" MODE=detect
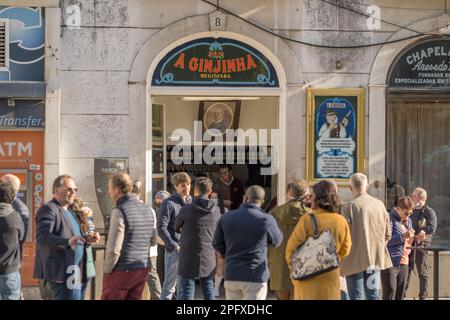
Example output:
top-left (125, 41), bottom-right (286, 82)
top-left (0, 21), bottom-right (5, 67)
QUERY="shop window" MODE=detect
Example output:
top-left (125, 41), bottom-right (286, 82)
top-left (387, 101), bottom-right (450, 240)
top-left (152, 104), bottom-right (166, 202)
top-left (0, 20), bottom-right (7, 68)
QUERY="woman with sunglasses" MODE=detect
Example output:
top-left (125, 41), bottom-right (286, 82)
top-left (381, 196), bottom-right (415, 300)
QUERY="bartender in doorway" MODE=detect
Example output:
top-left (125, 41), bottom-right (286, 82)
top-left (212, 164), bottom-right (244, 214)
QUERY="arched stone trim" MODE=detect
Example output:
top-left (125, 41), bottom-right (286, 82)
top-left (367, 15), bottom-right (445, 201)
top-left (129, 14), bottom-right (302, 84)
top-left (128, 13), bottom-right (302, 203)
top-left (370, 16), bottom-right (444, 86)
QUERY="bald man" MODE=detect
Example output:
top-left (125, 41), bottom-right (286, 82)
top-left (213, 185), bottom-right (283, 300)
top-left (0, 174), bottom-right (30, 253)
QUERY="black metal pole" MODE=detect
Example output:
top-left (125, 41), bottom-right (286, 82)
top-left (434, 251), bottom-right (439, 300)
top-left (90, 249), bottom-right (97, 301)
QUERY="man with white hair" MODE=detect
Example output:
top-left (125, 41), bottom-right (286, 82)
top-left (340, 173), bottom-right (392, 300)
top-left (406, 187), bottom-right (437, 300)
top-left (0, 174), bottom-right (30, 255)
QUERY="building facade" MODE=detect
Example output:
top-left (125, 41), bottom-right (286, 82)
top-left (1, 0), bottom-right (450, 297)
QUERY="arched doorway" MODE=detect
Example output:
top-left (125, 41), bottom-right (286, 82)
top-left (146, 32), bottom-right (287, 209)
top-left (386, 37), bottom-right (450, 238)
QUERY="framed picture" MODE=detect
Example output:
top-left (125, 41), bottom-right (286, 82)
top-left (306, 88), bottom-right (365, 185)
top-left (198, 100), bottom-right (241, 136)
top-left (152, 148), bottom-right (164, 174)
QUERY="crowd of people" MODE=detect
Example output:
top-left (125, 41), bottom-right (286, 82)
top-left (0, 168), bottom-right (437, 300)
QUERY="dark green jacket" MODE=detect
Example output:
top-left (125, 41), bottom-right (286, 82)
top-left (268, 199), bottom-right (308, 291)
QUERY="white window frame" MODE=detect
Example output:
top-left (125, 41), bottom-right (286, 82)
top-left (0, 18), bottom-right (10, 71)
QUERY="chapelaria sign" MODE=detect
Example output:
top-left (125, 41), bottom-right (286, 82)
top-left (389, 38), bottom-right (450, 88)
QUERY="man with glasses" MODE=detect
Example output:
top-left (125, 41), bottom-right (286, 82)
top-left (34, 175), bottom-right (98, 300)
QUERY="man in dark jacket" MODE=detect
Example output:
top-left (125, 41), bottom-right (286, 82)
top-left (175, 177), bottom-right (221, 300)
top-left (102, 173), bottom-right (157, 300)
top-left (212, 165), bottom-right (244, 213)
top-left (406, 187), bottom-right (437, 300)
top-left (213, 185), bottom-right (283, 300)
top-left (1, 174), bottom-right (30, 253)
top-left (0, 183), bottom-right (24, 300)
top-left (34, 175), bottom-right (96, 300)
top-left (158, 172), bottom-right (192, 300)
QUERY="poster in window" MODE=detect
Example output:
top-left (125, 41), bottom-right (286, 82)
top-left (152, 177), bottom-right (165, 202)
top-left (306, 88), bottom-right (365, 185)
top-left (152, 148), bottom-right (164, 174)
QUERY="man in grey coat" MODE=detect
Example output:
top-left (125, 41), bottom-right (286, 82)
top-left (175, 177), bottom-right (221, 300)
top-left (0, 174), bottom-right (30, 254)
top-left (341, 173), bottom-right (392, 300)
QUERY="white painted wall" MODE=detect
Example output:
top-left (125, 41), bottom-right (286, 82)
top-left (152, 96), bottom-right (278, 137)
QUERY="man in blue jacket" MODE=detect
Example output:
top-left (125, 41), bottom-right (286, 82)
top-left (157, 172), bottom-right (191, 300)
top-left (213, 185), bottom-right (283, 300)
top-left (34, 175), bottom-right (97, 300)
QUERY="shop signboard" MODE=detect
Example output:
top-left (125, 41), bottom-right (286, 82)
top-left (306, 88), bottom-right (365, 185)
top-left (0, 6), bottom-right (45, 81)
top-left (0, 131), bottom-right (44, 286)
top-left (94, 158), bottom-right (128, 230)
top-left (152, 37), bottom-right (279, 87)
top-left (0, 99), bottom-right (45, 129)
top-left (389, 38), bottom-right (450, 89)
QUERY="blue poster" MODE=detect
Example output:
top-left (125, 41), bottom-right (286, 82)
top-left (0, 7), bottom-right (45, 81)
top-left (314, 97), bottom-right (357, 179)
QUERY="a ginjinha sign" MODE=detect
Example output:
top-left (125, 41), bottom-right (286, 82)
top-left (152, 37), bottom-right (279, 87)
top-left (389, 38), bottom-right (450, 88)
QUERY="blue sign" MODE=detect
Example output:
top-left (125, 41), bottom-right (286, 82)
top-left (0, 7), bottom-right (45, 81)
top-left (152, 37), bottom-right (279, 87)
top-left (314, 96), bottom-right (358, 179)
top-left (0, 99), bottom-right (45, 129)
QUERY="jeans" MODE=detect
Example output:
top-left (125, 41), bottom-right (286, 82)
top-left (340, 290), bottom-right (350, 300)
top-left (48, 281), bottom-right (82, 300)
top-left (178, 275), bottom-right (215, 300)
top-left (346, 269), bottom-right (381, 300)
top-left (81, 280), bottom-right (91, 300)
top-left (147, 256), bottom-right (161, 300)
top-left (381, 265), bottom-right (409, 300)
top-left (0, 272), bottom-right (21, 300)
top-left (160, 248), bottom-right (179, 300)
top-left (157, 244), bottom-right (165, 284)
